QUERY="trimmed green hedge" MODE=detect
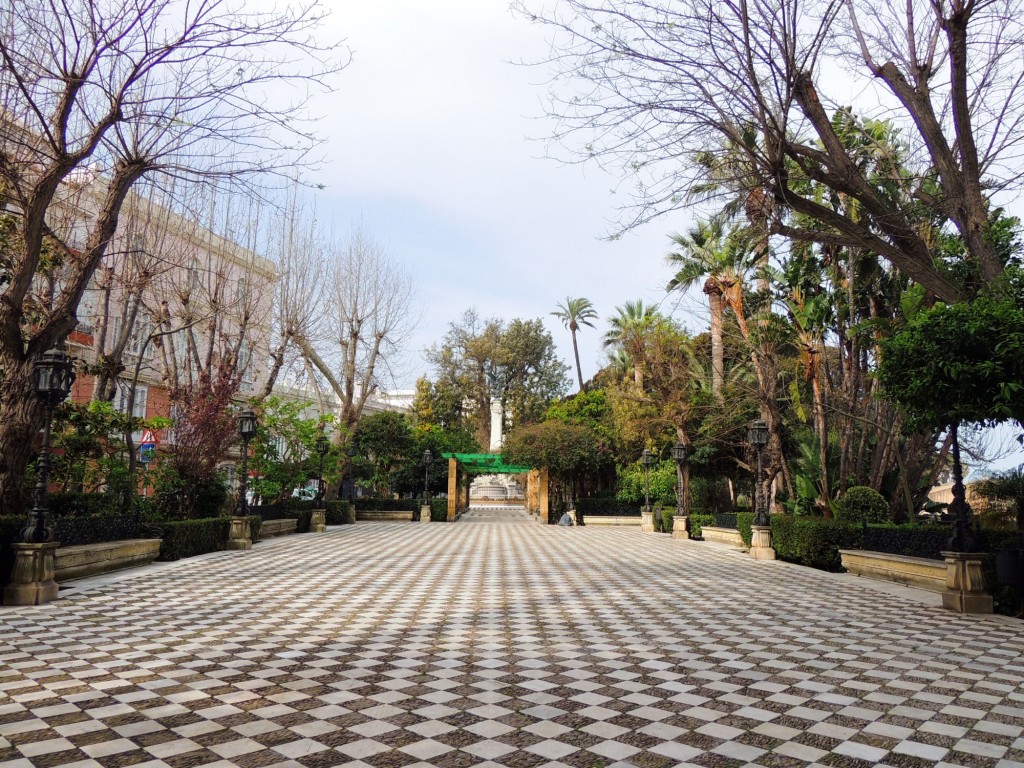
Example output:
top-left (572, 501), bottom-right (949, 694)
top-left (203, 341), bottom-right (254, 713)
top-left (430, 498), bottom-right (449, 522)
top-left (661, 507), bottom-right (674, 533)
top-left (248, 515), bottom-right (262, 542)
top-left (284, 508), bottom-right (313, 533)
top-left (770, 516), bottom-right (862, 572)
top-left (689, 513), bottom-right (715, 539)
top-left (737, 512), bottom-right (754, 547)
top-left (577, 498), bottom-right (641, 516)
top-left (325, 500), bottom-right (354, 525)
top-left (156, 518), bottom-right (229, 561)
top-left (354, 498), bottom-right (418, 512)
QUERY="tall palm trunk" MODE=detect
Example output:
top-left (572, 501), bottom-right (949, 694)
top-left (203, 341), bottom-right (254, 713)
top-left (705, 282), bottom-right (724, 396)
top-left (571, 325), bottom-right (584, 391)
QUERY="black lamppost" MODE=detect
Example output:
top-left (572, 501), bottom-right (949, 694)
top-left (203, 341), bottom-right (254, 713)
top-left (423, 449), bottom-right (433, 508)
top-left (235, 409), bottom-right (259, 517)
top-left (946, 421), bottom-right (979, 552)
top-left (748, 419), bottom-right (770, 526)
top-left (315, 433), bottom-right (330, 503)
top-left (22, 349), bottom-right (76, 543)
top-left (641, 448), bottom-right (654, 514)
top-left (671, 441), bottom-right (690, 523)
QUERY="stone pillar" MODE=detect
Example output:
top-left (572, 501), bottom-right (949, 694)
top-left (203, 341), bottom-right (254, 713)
top-left (4, 542), bottom-right (60, 606)
top-left (641, 508), bottom-right (655, 533)
top-left (941, 551), bottom-right (993, 614)
top-left (489, 397), bottom-right (503, 452)
top-left (749, 525), bottom-right (776, 560)
top-left (672, 515), bottom-right (690, 540)
top-left (310, 509), bottom-right (326, 533)
top-left (538, 468), bottom-right (549, 523)
top-left (226, 516), bottom-right (252, 550)
top-left (447, 457), bottom-right (458, 521)
top-left (421, 503), bottom-right (432, 523)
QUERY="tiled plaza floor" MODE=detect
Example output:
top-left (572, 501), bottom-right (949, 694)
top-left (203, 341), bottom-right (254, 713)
top-left (2, 512), bottom-right (1023, 768)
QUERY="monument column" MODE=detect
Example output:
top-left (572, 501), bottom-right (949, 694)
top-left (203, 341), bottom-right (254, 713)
top-left (489, 396), bottom-right (503, 452)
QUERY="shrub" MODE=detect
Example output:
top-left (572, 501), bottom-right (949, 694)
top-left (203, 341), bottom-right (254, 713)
top-left (833, 486), bottom-right (890, 523)
top-left (737, 512), bottom-right (754, 547)
top-left (770, 516), bottom-right (862, 571)
top-left (47, 492), bottom-right (121, 517)
top-left (430, 498), bottom-right (449, 522)
top-left (152, 471), bottom-right (229, 520)
top-left (354, 498), bottom-right (418, 512)
top-left (285, 508), bottom-right (313, 534)
top-left (248, 515), bottom-right (262, 542)
top-left (576, 498), bottom-right (641, 516)
top-left (0, 515), bottom-right (26, 595)
top-left (156, 518), bottom-right (229, 561)
top-left (661, 507), bottom-right (674, 533)
top-left (689, 513), bottom-right (715, 539)
top-left (325, 500), bottom-right (354, 525)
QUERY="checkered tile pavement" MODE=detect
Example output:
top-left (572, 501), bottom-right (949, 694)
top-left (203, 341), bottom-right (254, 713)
top-left (2, 513), bottom-right (1023, 768)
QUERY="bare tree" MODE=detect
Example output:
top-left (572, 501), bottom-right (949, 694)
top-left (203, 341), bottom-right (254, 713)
top-left (0, 0), bottom-right (343, 513)
top-left (297, 226), bottom-right (418, 430)
top-left (514, 0), bottom-right (1024, 301)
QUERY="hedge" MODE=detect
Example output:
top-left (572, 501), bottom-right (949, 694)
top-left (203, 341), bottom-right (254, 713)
top-left (576, 498), bottom-right (641, 517)
top-left (689, 513), bottom-right (715, 539)
top-left (325, 500), bottom-right (355, 525)
top-left (737, 512), bottom-right (754, 547)
top-left (156, 518), bottom-right (230, 561)
top-left (354, 498), bottom-right (419, 512)
top-left (770, 516), bottom-right (863, 572)
top-left (430, 498), bottom-right (449, 522)
top-left (47, 492), bottom-right (122, 517)
top-left (661, 506), bottom-right (674, 533)
top-left (248, 515), bottom-right (262, 542)
top-left (0, 515), bottom-right (26, 594)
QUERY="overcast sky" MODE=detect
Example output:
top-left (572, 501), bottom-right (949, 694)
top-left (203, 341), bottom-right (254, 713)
top-left (307, 1), bottom-right (703, 391)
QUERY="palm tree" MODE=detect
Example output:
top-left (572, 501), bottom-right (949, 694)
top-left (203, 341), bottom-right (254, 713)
top-left (551, 297), bottom-right (598, 391)
top-left (667, 220), bottom-right (754, 396)
top-left (603, 300), bottom-right (664, 388)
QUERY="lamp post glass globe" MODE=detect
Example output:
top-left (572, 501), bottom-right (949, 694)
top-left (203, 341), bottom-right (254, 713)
top-left (24, 349), bottom-right (76, 543)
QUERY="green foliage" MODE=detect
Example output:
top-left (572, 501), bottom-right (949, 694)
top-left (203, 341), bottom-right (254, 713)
top-left (545, 388), bottom-right (616, 453)
top-left (770, 516), bottom-right (863, 571)
top-left (502, 421), bottom-right (601, 482)
top-left (324, 500), bottom-right (354, 525)
top-left (833, 486), bottom-right (890, 523)
top-left (391, 422), bottom-right (480, 496)
top-left (0, 514), bottom-right (25, 594)
top-left (576, 498), bottom-right (641, 516)
top-left (156, 518), bottom-right (230, 561)
top-left (430, 497), bottom-right (449, 522)
top-left (974, 465), bottom-right (1024, 529)
top-left (354, 498), bottom-right (419, 512)
top-left (689, 513), bottom-right (715, 539)
top-left (877, 294), bottom-right (1024, 431)
top-left (661, 506), bottom-right (674, 533)
top-left (353, 411), bottom-right (413, 496)
top-left (737, 512), bottom-right (754, 547)
top-left (248, 515), bottom-right (262, 542)
top-left (249, 397), bottom-right (340, 504)
top-left (151, 467), bottom-right (229, 520)
top-left (616, 459), bottom-right (677, 505)
top-left (46, 492), bottom-right (122, 517)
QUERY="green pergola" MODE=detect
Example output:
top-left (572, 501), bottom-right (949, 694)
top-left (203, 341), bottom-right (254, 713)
top-left (441, 453), bottom-right (545, 521)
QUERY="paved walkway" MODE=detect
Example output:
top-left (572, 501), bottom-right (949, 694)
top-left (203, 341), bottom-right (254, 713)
top-left (1, 515), bottom-right (1023, 768)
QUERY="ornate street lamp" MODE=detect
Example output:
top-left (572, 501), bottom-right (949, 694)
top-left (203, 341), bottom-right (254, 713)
top-left (641, 448), bottom-right (655, 515)
top-left (747, 419), bottom-right (771, 526)
top-left (315, 433), bottom-right (330, 503)
top-left (22, 349), bottom-right (76, 543)
top-left (235, 409), bottom-right (259, 517)
top-left (422, 449), bottom-right (433, 514)
top-left (671, 442), bottom-right (690, 530)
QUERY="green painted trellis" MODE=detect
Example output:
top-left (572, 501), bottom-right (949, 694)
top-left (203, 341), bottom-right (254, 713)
top-left (440, 453), bottom-right (532, 475)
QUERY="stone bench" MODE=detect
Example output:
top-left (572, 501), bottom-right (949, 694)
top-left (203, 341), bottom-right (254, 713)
top-left (582, 516), bottom-right (641, 526)
top-left (257, 518), bottom-right (299, 539)
top-left (701, 526), bottom-right (745, 547)
top-left (839, 549), bottom-right (947, 592)
top-left (356, 510), bottom-right (415, 522)
top-left (55, 539), bottom-right (162, 583)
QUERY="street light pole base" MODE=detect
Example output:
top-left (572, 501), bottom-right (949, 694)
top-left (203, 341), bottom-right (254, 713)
top-left (4, 542), bottom-right (60, 605)
top-left (226, 516), bottom-right (252, 550)
top-left (421, 504), bottom-right (432, 523)
top-left (310, 509), bottom-right (326, 533)
top-left (940, 551), bottom-right (993, 614)
top-left (672, 515), bottom-right (690, 540)
top-left (640, 507), bottom-right (655, 532)
top-left (749, 525), bottom-right (776, 560)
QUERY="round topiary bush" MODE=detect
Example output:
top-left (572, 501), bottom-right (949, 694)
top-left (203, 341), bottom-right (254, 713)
top-left (833, 486), bottom-right (890, 523)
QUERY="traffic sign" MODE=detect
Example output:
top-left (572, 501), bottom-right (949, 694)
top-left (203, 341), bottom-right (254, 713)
top-left (140, 429), bottom-right (157, 445)
top-left (139, 444), bottom-right (156, 464)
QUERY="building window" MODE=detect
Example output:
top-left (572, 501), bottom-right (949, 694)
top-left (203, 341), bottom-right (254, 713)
top-left (115, 381), bottom-right (148, 420)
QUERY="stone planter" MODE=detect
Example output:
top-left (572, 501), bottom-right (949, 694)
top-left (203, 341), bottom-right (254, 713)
top-left (226, 516), bottom-right (252, 551)
top-left (941, 551), bottom-right (993, 614)
top-left (4, 542), bottom-right (60, 605)
top-left (310, 509), bottom-right (326, 533)
top-left (749, 524), bottom-right (776, 560)
top-left (672, 515), bottom-right (690, 540)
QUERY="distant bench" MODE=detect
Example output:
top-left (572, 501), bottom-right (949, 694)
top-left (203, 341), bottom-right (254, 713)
top-left (839, 549), bottom-right (946, 592)
top-left (582, 516), bottom-right (641, 526)
top-left (257, 518), bottom-right (298, 539)
top-left (55, 539), bottom-right (161, 582)
top-left (355, 510), bottom-right (415, 522)
top-left (701, 527), bottom-right (745, 547)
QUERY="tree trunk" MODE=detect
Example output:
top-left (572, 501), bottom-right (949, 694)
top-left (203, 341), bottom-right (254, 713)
top-left (571, 329), bottom-right (584, 391)
top-left (706, 286), bottom-right (724, 396)
top-left (0, 359), bottom-right (45, 517)
top-left (811, 362), bottom-right (831, 516)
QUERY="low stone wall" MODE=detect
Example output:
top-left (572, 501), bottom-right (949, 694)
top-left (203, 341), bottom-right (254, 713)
top-left (839, 549), bottom-right (947, 592)
top-left (583, 516), bottom-right (641, 526)
top-left (701, 527), bottom-right (745, 547)
top-left (55, 539), bottom-right (161, 582)
top-left (356, 510), bottom-right (415, 522)
top-left (258, 518), bottom-right (299, 539)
